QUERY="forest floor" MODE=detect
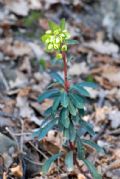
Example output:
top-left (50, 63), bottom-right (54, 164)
top-left (0, 0), bottom-right (120, 178)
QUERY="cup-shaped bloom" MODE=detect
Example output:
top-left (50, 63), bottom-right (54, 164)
top-left (41, 19), bottom-right (71, 54)
top-left (61, 45), bottom-right (67, 51)
top-left (56, 53), bottom-right (62, 59)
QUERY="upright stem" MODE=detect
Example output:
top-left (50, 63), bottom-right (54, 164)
top-left (62, 51), bottom-right (69, 92)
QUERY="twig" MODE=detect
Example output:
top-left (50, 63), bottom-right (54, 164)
top-left (20, 119), bottom-right (24, 153)
top-left (14, 132), bottom-right (32, 136)
top-left (28, 141), bottom-right (48, 159)
top-left (24, 157), bottom-right (43, 166)
top-left (92, 122), bottom-right (109, 142)
top-left (5, 127), bottom-right (18, 146)
top-left (0, 69), bottom-right (9, 91)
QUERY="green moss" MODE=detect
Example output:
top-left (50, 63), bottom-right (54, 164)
top-left (23, 11), bottom-right (41, 27)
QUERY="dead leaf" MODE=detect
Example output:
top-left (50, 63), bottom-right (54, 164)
top-left (28, 0), bottom-right (42, 10)
top-left (108, 110), bottom-right (120, 128)
top-left (68, 62), bottom-right (89, 76)
top-left (77, 173), bottom-right (86, 179)
top-left (95, 106), bottom-right (110, 123)
top-left (10, 164), bottom-right (23, 177)
top-left (83, 41), bottom-right (119, 55)
top-left (102, 66), bottom-right (120, 87)
top-left (5, 0), bottom-right (29, 16)
top-left (114, 149), bottom-right (120, 159)
top-left (0, 39), bottom-right (33, 59)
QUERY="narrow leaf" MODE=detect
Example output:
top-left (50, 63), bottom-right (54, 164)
top-left (52, 96), bottom-right (60, 112)
top-left (69, 93), bottom-right (84, 109)
top-left (61, 92), bottom-right (69, 108)
top-left (50, 72), bottom-right (64, 85)
top-left (83, 159), bottom-right (102, 179)
top-left (77, 140), bottom-right (85, 160)
top-left (79, 119), bottom-right (95, 136)
top-left (38, 119), bottom-right (56, 140)
top-left (44, 106), bottom-right (52, 117)
top-left (48, 21), bottom-right (60, 31)
top-left (38, 89), bottom-right (60, 103)
top-left (60, 108), bottom-right (70, 128)
top-left (60, 18), bottom-right (65, 30)
top-left (63, 128), bottom-right (69, 139)
top-left (65, 151), bottom-right (74, 171)
top-left (81, 139), bottom-right (104, 153)
top-left (69, 123), bottom-right (76, 141)
top-left (66, 39), bottom-right (79, 45)
top-left (71, 85), bottom-right (90, 97)
top-left (78, 82), bottom-right (98, 88)
top-left (42, 153), bottom-right (62, 174)
top-left (68, 99), bottom-right (77, 116)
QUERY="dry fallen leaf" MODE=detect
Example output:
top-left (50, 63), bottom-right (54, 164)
top-left (83, 41), bottom-right (119, 55)
top-left (77, 173), bottom-right (86, 179)
top-left (0, 39), bottom-right (33, 59)
top-left (5, 0), bottom-right (29, 16)
top-left (10, 164), bottom-right (23, 177)
top-left (102, 66), bottom-right (120, 87)
top-left (95, 106), bottom-right (110, 123)
top-left (108, 110), bottom-right (120, 128)
top-left (28, 0), bottom-right (42, 10)
top-left (68, 62), bottom-right (89, 76)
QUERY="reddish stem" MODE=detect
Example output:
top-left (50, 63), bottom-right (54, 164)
top-left (62, 51), bottom-right (70, 92)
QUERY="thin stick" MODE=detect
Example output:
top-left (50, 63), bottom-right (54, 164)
top-left (24, 157), bottom-right (43, 166)
top-left (20, 119), bottom-right (24, 153)
top-left (28, 141), bottom-right (48, 159)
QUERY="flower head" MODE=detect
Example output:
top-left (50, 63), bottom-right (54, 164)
top-left (41, 19), bottom-right (70, 58)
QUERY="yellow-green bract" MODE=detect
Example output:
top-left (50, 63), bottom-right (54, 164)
top-left (41, 19), bottom-right (70, 58)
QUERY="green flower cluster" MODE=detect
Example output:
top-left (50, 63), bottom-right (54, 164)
top-left (41, 19), bottom-right (70, 59)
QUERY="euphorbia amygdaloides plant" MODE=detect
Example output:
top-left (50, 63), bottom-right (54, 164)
top-left (33, 19), bottom-right (103, 179)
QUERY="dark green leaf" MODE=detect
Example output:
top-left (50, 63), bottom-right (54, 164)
top-left (60, 108), bottom-right (70, 128)
top-left (83, 159), bottom-right (102, 179)
top-left (70, 85), bottom-right (90, 97)
top-left (60, 18), bottom-right (65, 30)
top-left (38, 119), bottom-right (56, 140)
top-left (72, 114), bottom-right (80, 123)
top-left (61, 92), bottom-right (69, 108)
top-left (68, 99), bottom-right (77, 116)
top-left (77, 127), bottom-right (87, 137)
top-left (77, 139), bottom-right (85, 160)
top-left (79, 119), bottom-right (95, 136)
top-left (66, 39), bottom-right (79, 45)
top-left (74, 93), bottom-right (85, 108)
top-left (69, 93), bottom-right (84, 109)
top-left (65, 151), bottom-right (74, 171)
top-left (44, 106), bottom-right (52, 117)
top-left (81, 139), bottom-right (104, 153)
top-left (32, 128), bottom-right (40, 138)
top-left (77, 82), bottom-right (98, 88)
top-left (50, 72), bottom-right (64, 85)
top-left (38, 89), bottom-right (60, 103)
top-left (78, 109), bottom-right (85, 116)
top-left (32, 120), bottom-right (50, 138)
top-left (42, 153), bottom-right (62, 174)
top-left (63, 128), bottom-right (69, 139)
top-left (52, 96), bottom-right (60, 112)
top-left (69, 123), bottom-right (76, 141)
